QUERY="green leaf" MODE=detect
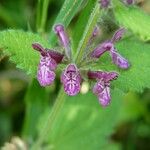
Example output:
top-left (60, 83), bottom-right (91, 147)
top-left (113, 1), bottom-right (150, 41)
top-left (75, 2), bottom-right (100, 64)
top-left (22, 79), bottom-right (49, 142)
top-left (37, 89), bottom-right (124, 150)
top-left (72, 0), bottom-right (97, 54)
top-left (0, 30), bottom-right (49, 76)
top-left (85, 38), bottom-right (150, 92)
top-left (49, 0), bottom-right (85, 46)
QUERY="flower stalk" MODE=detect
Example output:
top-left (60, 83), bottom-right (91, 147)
top-left (31, 87), bottom-right (66, 150)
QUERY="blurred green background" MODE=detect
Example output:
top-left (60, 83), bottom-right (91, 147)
top-left (0, 0), bottom-right (150, 150)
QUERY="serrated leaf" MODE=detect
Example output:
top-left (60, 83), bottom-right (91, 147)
top-left (0, 30), bottom-right (49, 76)
top-left (113, 1), bottom-right (150, 41)
top-left (49, 0), bottom-right (85, 46)
top-left (37, 89), bottom-right (124, 150)
top-left (84, 38), bottom-right (150, 92)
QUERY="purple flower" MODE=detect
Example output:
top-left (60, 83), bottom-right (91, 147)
top-left (54, 24), bottom-right (71, 59)
top-left (110, 48), bottom-right (129, 69)
top-left (89, 26), bottom-right (100, 44)
top-left (123, 0), bottom-right (135, 5)
top-left (93, 80), bottom-right (111, 107)
top-left (91, 28), bottom-right (130, 69)
top-left (32, 24), bottom-right (130, 107)
top-left (37, 55), bottom-right (56, 86)
top-left (61, 64), bottom-right (82, 96)
top-left (88, 71), bottom-right (118, 106)
top-left (32, 43), bottom-right (64, 86)
top-left (111, 28), bottom-right (125, 43)
top-left (99, 0), bottom-right (111, 8)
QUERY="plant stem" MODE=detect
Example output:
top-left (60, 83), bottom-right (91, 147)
top-left (36, 0), bottom-right (51, 34)
top-left (40, 0), bottom-right (51, 33)
top-left (75, 3), bottom-right (100, 65)
top-left (31, 87), bottom-right (66, 150)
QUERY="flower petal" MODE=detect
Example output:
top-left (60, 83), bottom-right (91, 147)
top-left (110, 48), bottom-right (130, 69)
top-left (45, 49), bottom-right (64, 63)
top-left (111, 28), bottom-right (125, 43)
top-left (91, 41), bottom-right (112, 58)
top-left (98, 86), bottom-right (111, 107)
top-left (99, 0), bottom-right (110, 8)
top-left (88, 71), bottom-right (118, 80)
top-left (37, 64), bottom-right (56, 86)
top-left (61, 64), bottom-right (81, 96)
top-left (54, 24), bottom-right (71, 59)
top-left (37, 55), bottom-right (57, 86)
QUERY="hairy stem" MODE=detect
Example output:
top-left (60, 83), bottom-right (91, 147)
top-left (75, 3), bottom-right (100, 65)
top-left (31, 87), bottom-right (66, 150)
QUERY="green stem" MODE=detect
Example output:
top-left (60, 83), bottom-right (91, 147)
top-left (75, 3), bottom-right (100, 65)
top-left (36, 0), bottom-right (42, 32)
top-left (40, 0), bottom-right (50, 33)
top-left (31, 87), bottom-right (66, 150)
top-left (36, 0), bottom-right (51, 33)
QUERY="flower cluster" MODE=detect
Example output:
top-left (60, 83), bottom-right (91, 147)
top-left (32, 24), bottom-right (129, 107)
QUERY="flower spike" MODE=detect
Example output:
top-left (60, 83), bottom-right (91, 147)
top-left (61, 64), bottom-right (82, 96)
top-left (32, 24), bottom-right (130, 108)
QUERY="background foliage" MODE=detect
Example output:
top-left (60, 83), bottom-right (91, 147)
top-left (0, 0), bottom-right (150, 150)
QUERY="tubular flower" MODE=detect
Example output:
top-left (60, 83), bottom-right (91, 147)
top-left (32, 43), bottom-right (64, 86)
top-left (99, 0), bottom-right (111, 8)
top-left (88, 71), bottom-right (118, 107)
top-left (123, 0), bottom-right (135, 5)
top-left (61, 64), bottom-right (82, 96)
top-left (32, 23), bottom-right (130, 107)
top-left (91, 28), bottom-right (130, 69)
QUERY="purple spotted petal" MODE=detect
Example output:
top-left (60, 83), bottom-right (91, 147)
top-left (93, 80), bottom-right (111, 107)
top-left (99, 0), bottom-right (110, 8)
top-left (91, 41), bottom-right (112, 58)
top-left (93, 80), bottom-right (105, 95)
top-left (37, 66), bottom-right (55, 87)
top-left (37, 55), bottom-right (57, 86)
top-left (61, 64), bottom-right (81, 96)
top-left (111, 28), bottom-right (125, 43)
top-left (98, 86), bottom-right (111, 107)
top-left (110, 48), bottom-right (129, 69)
top-left (40, 54), bottom-right (57, 71)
